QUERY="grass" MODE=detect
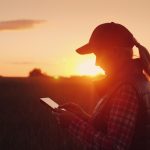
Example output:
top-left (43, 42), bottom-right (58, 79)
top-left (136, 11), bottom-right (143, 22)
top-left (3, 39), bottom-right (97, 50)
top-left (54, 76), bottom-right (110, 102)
top-left (0, 76), bottom-right (100, 150)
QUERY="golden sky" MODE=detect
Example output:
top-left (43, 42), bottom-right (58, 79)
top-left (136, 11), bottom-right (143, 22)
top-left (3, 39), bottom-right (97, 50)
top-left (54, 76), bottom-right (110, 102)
top-left (0, 0), bottom-right (150, 77)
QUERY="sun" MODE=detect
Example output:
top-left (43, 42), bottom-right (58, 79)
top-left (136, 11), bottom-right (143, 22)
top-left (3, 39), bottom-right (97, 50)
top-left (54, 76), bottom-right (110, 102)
top-left (76, 59), bottom-right (105, 76)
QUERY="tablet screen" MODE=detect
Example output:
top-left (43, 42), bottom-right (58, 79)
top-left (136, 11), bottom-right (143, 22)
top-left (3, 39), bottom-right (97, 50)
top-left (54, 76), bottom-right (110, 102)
top-left (40, 97), bottom-right (59, 109)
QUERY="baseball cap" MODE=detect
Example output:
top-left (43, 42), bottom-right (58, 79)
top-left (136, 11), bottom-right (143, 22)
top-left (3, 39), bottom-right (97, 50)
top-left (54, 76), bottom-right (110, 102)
top-left (76, 22), bottom-right (134, 54)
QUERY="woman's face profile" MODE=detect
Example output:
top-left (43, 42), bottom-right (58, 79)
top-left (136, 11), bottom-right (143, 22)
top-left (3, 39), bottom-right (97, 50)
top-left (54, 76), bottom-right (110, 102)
top-left (95, 53), bottom-right (110, 73)
top-left (94, 47), bottom-right (121, 75)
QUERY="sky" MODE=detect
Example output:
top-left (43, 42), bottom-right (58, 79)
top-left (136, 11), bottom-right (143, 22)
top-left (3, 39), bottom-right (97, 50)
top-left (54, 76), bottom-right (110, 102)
top-left (0, 0), bottom-right (150, 77)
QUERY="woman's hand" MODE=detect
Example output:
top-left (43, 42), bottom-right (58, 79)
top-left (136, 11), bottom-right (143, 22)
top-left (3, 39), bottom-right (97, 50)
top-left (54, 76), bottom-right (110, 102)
top-left (58, 103), bottom-right (90, 121)
top-left (52, 108), bottom-right (77, 128)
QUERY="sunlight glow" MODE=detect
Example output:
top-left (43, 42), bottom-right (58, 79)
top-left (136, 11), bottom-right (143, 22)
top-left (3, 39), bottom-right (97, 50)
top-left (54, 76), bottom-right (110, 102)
top-left (76, 59), bottom-right (105, 76)
top-left (53, 75), bottom-right (60, 80)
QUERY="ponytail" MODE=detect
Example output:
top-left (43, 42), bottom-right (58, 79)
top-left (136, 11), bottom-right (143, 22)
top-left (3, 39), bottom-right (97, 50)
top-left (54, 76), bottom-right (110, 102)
top-left (133, 38), bottom-right (150, 76)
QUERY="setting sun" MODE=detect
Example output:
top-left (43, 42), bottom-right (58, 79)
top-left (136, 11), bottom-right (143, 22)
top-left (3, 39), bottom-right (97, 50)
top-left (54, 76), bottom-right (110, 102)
top-left (76, 58), bottom-right (105, 76)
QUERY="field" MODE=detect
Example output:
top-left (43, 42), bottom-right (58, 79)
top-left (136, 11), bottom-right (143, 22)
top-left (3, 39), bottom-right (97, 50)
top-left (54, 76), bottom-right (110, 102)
top-left (0, 76), bottom-right (101, 150)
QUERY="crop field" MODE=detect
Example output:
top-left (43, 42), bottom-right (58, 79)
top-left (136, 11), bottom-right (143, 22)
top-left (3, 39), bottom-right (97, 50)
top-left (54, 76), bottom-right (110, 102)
top-left (0, 76), bottom-right (100, 150)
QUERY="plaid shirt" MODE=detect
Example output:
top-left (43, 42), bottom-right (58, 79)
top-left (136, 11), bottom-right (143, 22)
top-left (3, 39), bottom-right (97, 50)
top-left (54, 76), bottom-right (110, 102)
top-left (68, 84), bottom-right (139, 150)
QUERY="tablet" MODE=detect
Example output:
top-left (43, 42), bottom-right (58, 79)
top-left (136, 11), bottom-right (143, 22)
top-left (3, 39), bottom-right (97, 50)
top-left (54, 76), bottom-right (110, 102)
top-left (40, 97), bottom-right (59, 110)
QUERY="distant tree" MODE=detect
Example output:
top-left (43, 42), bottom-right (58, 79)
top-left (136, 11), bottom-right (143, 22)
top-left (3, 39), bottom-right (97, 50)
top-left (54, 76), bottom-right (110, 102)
top-left (29, 68), bottom-right (48, 77)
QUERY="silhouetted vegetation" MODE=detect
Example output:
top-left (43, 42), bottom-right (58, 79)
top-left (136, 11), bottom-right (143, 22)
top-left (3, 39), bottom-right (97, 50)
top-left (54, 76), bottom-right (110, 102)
top-left (29, 68), bottom-right (48, 77)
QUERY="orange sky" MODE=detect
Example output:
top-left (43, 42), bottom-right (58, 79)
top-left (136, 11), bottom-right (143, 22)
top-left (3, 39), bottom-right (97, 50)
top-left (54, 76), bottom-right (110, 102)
top-left (0, 0), bottom-right (150, 77)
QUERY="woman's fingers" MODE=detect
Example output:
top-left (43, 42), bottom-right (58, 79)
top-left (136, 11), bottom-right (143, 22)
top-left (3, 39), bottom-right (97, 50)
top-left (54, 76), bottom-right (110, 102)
top-left (59, 103), bottom-right (79, 111)
top-left (52, 109), bottom-right (66, 125)
top-left (52, 109), bottom-right (76, 128)
top-left (53, 108), bottom-right (62, 113)
top-left (58, 103), bottom-right (85, 119)
top-left (59, 103), bottom-right (73, 109)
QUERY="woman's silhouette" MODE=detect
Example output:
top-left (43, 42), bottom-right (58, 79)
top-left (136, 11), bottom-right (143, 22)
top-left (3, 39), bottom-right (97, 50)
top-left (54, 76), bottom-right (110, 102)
top-left (54, 22), bottom-right (150, 150)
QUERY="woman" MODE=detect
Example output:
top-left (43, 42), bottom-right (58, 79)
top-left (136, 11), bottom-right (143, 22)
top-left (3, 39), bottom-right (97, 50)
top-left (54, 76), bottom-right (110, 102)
top-left (54, 22), bottom-right (150, 150)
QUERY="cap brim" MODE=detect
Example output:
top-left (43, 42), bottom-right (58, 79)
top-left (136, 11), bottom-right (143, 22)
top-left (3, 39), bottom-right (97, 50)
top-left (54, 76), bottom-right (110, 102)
top-left (76, 43), bottom-right (93, 55)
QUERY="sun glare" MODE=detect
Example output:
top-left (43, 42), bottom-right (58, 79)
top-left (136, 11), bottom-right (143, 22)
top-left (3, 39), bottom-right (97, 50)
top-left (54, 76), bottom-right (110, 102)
top-left (53, 75), bottom-right (60, 80)
top-left (76, 59), bottom-right (105, 76)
